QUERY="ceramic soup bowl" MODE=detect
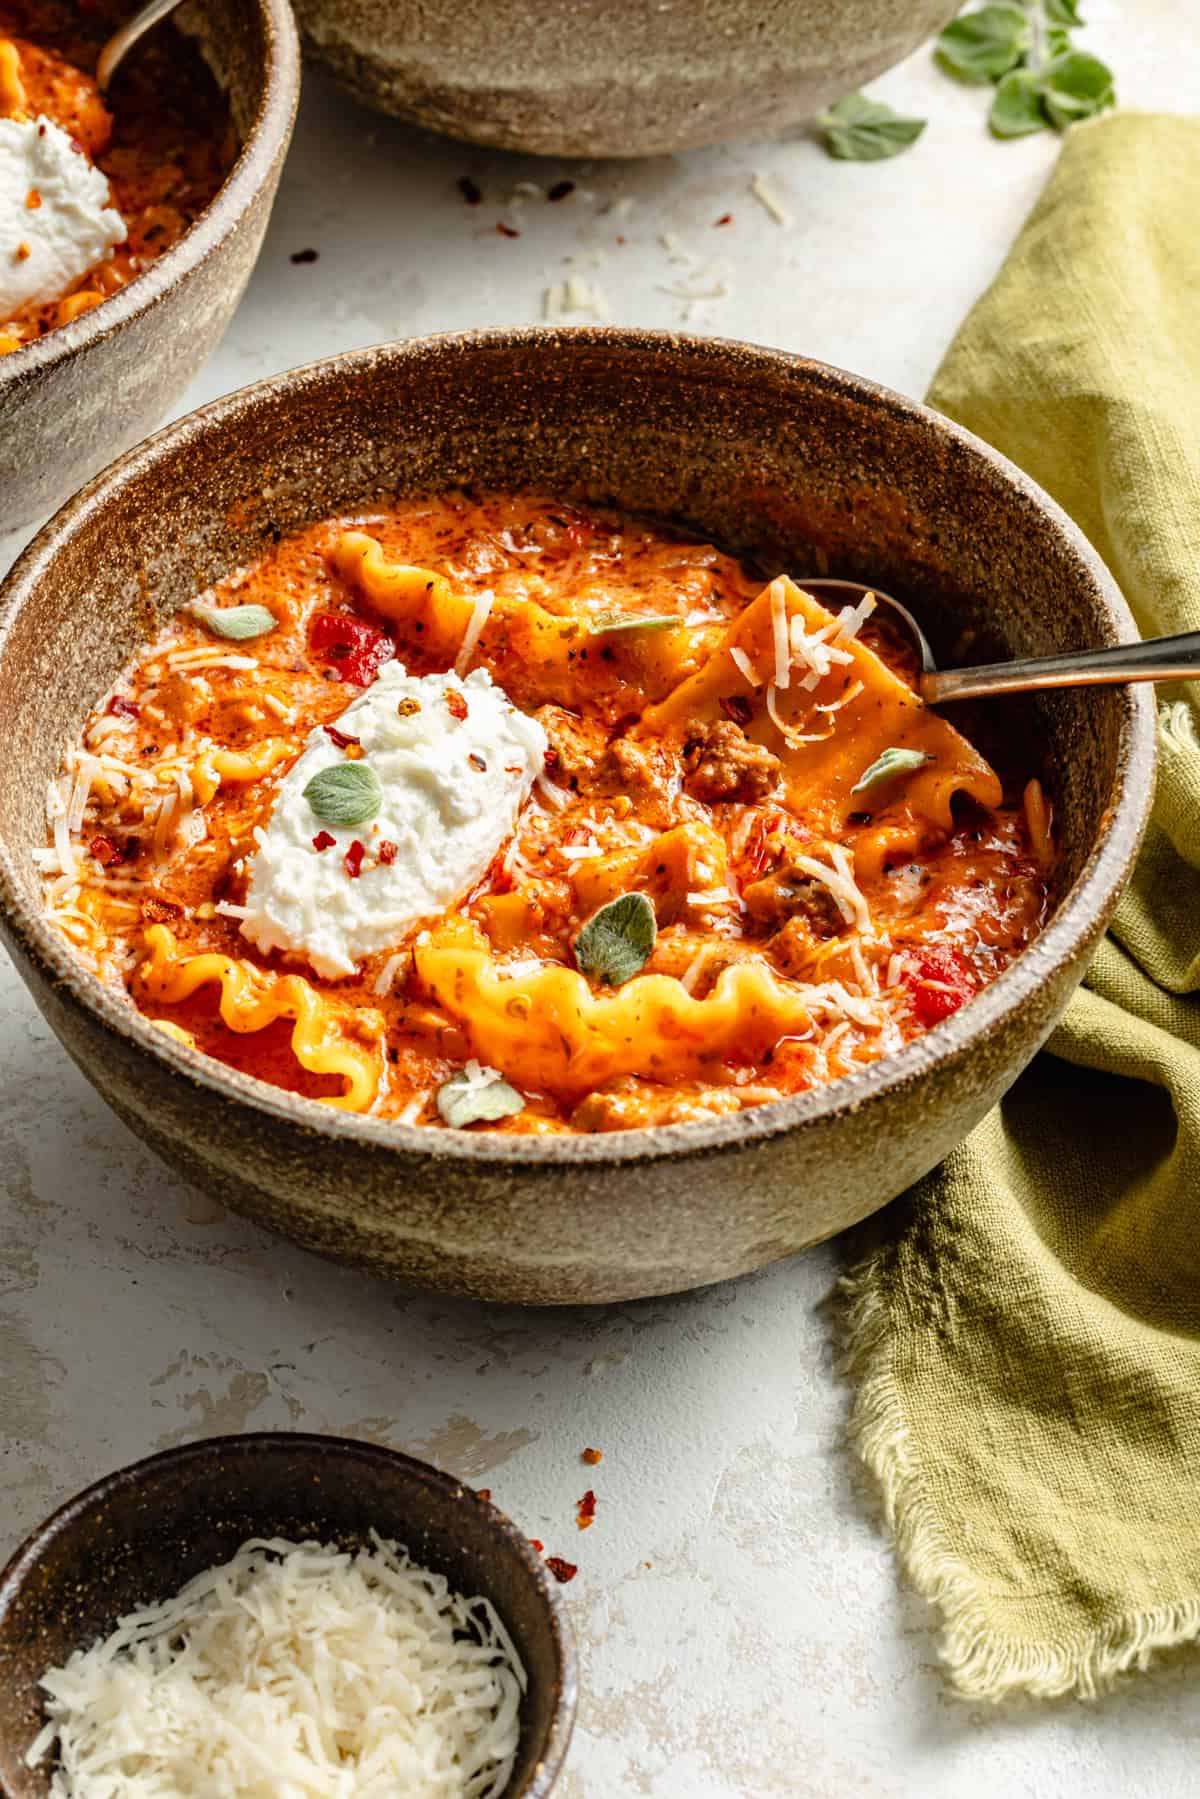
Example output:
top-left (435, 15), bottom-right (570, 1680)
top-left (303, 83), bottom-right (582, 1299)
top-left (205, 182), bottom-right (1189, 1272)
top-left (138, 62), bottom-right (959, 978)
top-left (0, 329), bottom-right (1155, 1303)
top-left (293, 0), bottom-right (956, 156)
top-left (0, 0), bottom-right (300, 533)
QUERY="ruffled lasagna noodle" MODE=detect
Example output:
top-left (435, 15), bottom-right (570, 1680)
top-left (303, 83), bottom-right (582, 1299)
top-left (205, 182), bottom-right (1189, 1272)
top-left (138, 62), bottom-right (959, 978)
top-left (40, 493), bottom-right (1053, 1134)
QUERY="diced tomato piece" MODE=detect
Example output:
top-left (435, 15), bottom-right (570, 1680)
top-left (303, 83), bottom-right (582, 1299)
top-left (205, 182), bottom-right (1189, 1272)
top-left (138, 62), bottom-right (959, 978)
top-left (310, 612), bottom-right (394, 686)
top-left (312, 831), bottom-right (336, 852)
top-left (378, 840), bottom-right (398, 865)
top-left (107, 694), bottom-right (139, 720)
top-left (903, 945), bottom-right (976, 1027)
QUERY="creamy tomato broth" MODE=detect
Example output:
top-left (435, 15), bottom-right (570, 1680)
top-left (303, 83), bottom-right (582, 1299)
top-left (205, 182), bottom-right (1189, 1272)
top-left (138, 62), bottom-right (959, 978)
top-left (0, 1), bottom-right (233, 352)
top-left (40, 494), bottom-right (1053, 1135)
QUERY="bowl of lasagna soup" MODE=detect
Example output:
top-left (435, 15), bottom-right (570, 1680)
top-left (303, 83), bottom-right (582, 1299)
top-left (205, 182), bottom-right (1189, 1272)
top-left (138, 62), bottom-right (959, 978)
top-left (0, 329), bottom-right (1155, 1303)
top-left (0, 0), bottom-right (299, 531)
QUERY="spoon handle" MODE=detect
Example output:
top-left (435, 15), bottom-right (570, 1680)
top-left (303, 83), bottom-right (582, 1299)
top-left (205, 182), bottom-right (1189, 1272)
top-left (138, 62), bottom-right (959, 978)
top-left (923, 630), bottom-right (1200, 704)
top-left (97, 0), bottom-right (184, 89)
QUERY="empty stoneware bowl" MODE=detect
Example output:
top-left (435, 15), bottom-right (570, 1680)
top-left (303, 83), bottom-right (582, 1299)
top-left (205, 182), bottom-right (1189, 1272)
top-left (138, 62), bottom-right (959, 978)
top-left (0, 0), bottom-right (300, 533)
top-left (0, 329), bottom-right (1155, 1303)
top-left (0, 1432), bottom-right (576, 1796)
top-left (292, 0), bottom-right (956, 157)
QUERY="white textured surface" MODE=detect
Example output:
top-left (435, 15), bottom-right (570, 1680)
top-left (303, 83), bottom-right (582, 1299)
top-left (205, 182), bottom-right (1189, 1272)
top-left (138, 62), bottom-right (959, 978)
top-left (241, 663), bottom-right (546, 976)
top-left (3, 6), bottom-right (1200, 1793)
top-left (0, 115), bottom-right (123, 316)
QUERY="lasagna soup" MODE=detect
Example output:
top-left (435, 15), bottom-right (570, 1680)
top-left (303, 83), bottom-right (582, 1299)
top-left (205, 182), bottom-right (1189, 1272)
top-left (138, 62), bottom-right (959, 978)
top-left (39, 494), bottom-right (1054, 1135)
top-left (0, 1), bottom-right (232, 353)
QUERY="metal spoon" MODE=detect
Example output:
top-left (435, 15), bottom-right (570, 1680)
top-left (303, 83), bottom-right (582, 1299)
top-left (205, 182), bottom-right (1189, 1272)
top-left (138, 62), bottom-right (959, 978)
top-left (97, 0), bottom-right (185, 90)
top-left (800, 577), bottom-right (1200, 706)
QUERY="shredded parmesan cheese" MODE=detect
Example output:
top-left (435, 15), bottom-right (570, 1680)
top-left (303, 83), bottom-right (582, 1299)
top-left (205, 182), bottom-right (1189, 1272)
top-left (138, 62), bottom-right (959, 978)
top-left (728, 644), bottom-right (761, 687)
top-left (749, 171), bottom-right (793, 227)
top-left (788, 846), bottom-right (872, 936)
top-left (455, 589), bottom-right (495, 677)
top-left (28, 1533), bottom-right (526, 1799)
top-left (373, 951), bottom-right (407, 996)
top-left (769, 579), bottom-right (791, 691)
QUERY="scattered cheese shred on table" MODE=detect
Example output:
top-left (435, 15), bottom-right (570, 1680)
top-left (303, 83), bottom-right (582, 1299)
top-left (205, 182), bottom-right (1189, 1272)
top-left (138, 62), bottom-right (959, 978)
top-left (27, 1533), bottom-right (527, 1799)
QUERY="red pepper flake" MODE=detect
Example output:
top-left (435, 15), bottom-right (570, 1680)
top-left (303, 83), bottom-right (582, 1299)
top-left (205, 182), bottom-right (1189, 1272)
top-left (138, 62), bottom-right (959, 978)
top-left (545, 1555), bottom-right (578, 1583)
top-left (577, 1489), bottom-right (597, 1530)
top-left (378, 840), bottom-right (398, 865)
top-left (581, 1446), bottom-right (603, 1466)
top-left (323, 723), bottom-right (360, 749)
top-left (107, 694), bottom-right (139, 720)
top-left (344, 840), bottom-right (367, 878)
top-left (397, 697), bottom-right (421, 718)
top-left (458, 175), bottom-right (483, 205)
top-left (312, 831), bottom-right (336, 852)
top-left (290, 247), bottom-right (319, 264)
top-left (719, 693), bottom-right (753, 727)
top-left (495, 221), bottom-right (520, 238)
top-left (477, 1487), bottom-right (491, 1501)
top-left (468, 752), bottom-right (487, 772)
top-left (140, 895), bottom-right (183, 923)
top-left (543, 746), bottom-right (560, 772)
top-left (25, 187), bottom-right (41, 210)
top-left (548, 179), bottom-right (575, 202)
top-left (14, 240), bottom-right (31, 262)
top-left (530, 1539), bottom-right (544, 1553)
top-left (714, 212), bottom-right (733, 226)
top-left (445, 689), bottom-right (469, 722)
top-left (89, 834), bottom-right (120, 867)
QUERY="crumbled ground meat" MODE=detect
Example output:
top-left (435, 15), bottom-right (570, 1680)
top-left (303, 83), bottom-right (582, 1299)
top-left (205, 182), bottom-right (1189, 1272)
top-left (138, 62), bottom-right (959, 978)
top-left (604, 734), bottom-right (681, 825)
top-left (744, 867), bottom-right (846, 936)
top-left (534, 704), bottom-right (608, 785)
top-left (681, 720), bottom-right (781, 803)
top-left (570, 1079), bottom-right (744, 1132)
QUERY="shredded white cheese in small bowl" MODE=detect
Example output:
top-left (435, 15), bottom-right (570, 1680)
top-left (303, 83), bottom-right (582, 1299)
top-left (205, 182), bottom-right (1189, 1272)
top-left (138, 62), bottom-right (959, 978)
top-left (26, 1532), bottom-right (530, 1798)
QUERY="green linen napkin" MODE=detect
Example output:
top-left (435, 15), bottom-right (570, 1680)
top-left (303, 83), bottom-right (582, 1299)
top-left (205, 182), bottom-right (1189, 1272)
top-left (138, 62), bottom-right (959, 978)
top-left (842, 112), bottom-right (1200, 1701)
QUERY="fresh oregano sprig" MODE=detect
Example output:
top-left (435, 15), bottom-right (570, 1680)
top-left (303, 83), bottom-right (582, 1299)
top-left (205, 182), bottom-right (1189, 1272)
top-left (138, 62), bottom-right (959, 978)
top-left (817, 0), bottom-right (1115, 162)
top-left (935, 0), bottom-right (1116, 140)
top-left (817, 95), bottom-right (927, 162)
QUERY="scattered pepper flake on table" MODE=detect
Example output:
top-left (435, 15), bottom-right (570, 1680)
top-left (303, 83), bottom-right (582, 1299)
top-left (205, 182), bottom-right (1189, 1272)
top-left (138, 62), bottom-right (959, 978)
top-left (548, 179), bottom-right (575, 202)
top-left (577, 1488), bottom-right (597, 1530)
top-left (290, 248), bottom-right (319, 265)
top-left (581, 1446), bottom-right (603, 1465)
top-left (546, 1555), bottom-right (578, 1583)
top-left (458, 175), bottom-right (482, 205)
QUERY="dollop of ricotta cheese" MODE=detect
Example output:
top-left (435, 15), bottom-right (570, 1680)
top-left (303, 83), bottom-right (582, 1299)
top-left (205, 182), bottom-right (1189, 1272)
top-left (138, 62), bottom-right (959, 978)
top-left (0, 114), bottom-right (125, 317)
top-left (238, 663), bottom-right (548, 978)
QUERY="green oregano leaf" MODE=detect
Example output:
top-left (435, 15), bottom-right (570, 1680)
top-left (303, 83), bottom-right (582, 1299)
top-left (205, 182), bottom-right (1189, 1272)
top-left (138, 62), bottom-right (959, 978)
top-left (190, 602), bottom-right (277, 641)
top-left (574, 891), bottom-right (656, 986)
top-left (851, 747), bottom-right (932, 795)
top-left (590, 612), bottom-right (684, 636)
top-left (1040, 49), bottom-right (1115, 129)
top-left (989, 67), bottom-right (1048, 137)
top-left (303, 761), bottom-right (382, 827)
top-left (818, 94), bottom-right (927, 162)
top-left (436, 1064), bottom-right (525, 1128)
top-left (1044, 0), bottom-right (1082, 24)
top-left (935, 5), bottom-right (1031, 83)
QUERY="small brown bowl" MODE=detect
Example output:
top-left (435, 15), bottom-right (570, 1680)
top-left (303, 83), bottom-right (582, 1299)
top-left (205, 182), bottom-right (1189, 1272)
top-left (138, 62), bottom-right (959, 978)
top-left (0, 1432), bottom-right (577, 1797)
top-left (0, 328), bottom-right (1157, 1303)
top-left (0, 0), bottom-right (300, 533)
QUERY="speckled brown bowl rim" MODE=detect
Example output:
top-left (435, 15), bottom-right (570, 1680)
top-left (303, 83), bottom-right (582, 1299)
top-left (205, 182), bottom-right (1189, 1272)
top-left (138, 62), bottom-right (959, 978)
top-left (0, 0), bottom-right (300, 393)
top-left (0, 1431), bottom-right (578, 1798)
top-left (0, 328), bottom-right (1159, 1175)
